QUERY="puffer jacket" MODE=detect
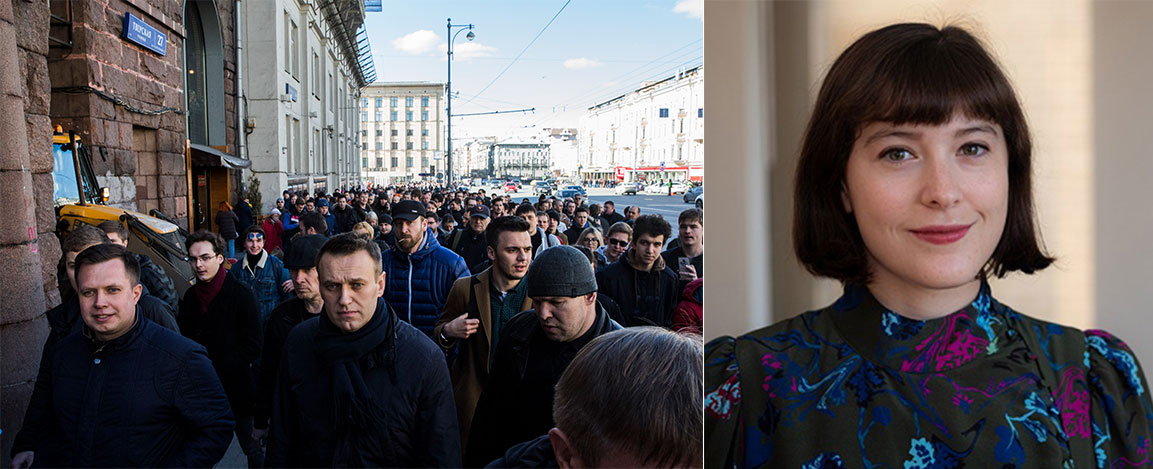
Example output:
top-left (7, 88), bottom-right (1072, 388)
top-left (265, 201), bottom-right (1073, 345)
top-left (382, 227), bottom-right (470, 337)
top-left (229, 251), bottom-right (293, 324)
top-left (672, 278), bottom-right (703, 335)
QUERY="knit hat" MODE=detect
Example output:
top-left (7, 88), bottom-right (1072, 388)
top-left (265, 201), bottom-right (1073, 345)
top-left (525, 245), bottom-right (598, 298)
top-left (270, 208), bottom-right (282, 216)
top-left (317, 199), bottom-right (330, 208)
top-left (283, 234), bottom-right (328, 269)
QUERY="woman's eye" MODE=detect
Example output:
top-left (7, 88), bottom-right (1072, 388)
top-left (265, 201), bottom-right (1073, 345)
top-left (959, 143), bottom-right (988, 157)
top-left (881, 148), bottom-right (913, 162)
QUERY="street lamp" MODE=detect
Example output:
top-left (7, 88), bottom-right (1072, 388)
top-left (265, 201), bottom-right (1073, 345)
top-left (446, 18), bottom-right (474, 186)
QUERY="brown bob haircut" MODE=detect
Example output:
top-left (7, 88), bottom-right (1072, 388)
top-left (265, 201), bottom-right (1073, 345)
top-left (793, 23), bottom-right (1053, 284)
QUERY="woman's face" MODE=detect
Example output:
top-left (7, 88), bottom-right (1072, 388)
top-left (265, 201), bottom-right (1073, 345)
top-left (843, 113), bottom-right (1008, 302)
top-left (580, 234), bottom-right (600, 251)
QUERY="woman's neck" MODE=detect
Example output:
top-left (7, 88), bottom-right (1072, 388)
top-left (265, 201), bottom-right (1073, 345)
top-left (867, 276), bottom-right (981, 321)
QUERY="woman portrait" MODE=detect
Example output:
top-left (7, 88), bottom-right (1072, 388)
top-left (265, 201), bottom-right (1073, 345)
top-left (704, 22), bottom-right (1153, 468)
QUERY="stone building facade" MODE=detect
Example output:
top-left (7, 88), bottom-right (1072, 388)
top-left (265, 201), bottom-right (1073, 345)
top-left (358, 82), bottom-right (444, 185)
top-left (0, 0), bottom-right (240, 463)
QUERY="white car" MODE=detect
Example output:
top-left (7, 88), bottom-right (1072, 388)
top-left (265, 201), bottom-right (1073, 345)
top-left (614, 183), bottom-right (640, 195)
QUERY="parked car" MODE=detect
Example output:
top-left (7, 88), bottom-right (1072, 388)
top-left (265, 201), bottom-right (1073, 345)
top-left (614, 182), bottom-right (640, 195)
top-left (669, 182), bottom-right (689, 195)
top-left (695, 192), bottom-right (703, 209)
top-left (558, 187), bottom-right (582, 198)
top-left (562, 185), bottom-right (586, 196)
top-left (504, 181), bottom-right (518, 193)
top-left (683, 185), bottom-right (703, 203)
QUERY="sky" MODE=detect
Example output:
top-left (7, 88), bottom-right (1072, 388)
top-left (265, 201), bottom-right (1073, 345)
top-left (361, 0), bottom-right (703, 142)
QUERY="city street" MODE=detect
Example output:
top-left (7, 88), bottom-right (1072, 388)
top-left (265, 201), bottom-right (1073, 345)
top-left (496, 187), bottom-right (697, 242)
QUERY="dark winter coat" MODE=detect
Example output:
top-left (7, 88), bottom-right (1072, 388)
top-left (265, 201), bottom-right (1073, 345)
top-left (215, 210), bottom-right (240, 240)
top-left (264, 299), bottom-right (461, 468)
top-left (382, 227), bottom-right (470, 337)
top-left (447, 226), bottom-right (490, 275)
top-left (177, 270), bottom-right (262, 415)
top-left (13, 316), bottom-right (234, 467)
top-left (596, 250), bottom-right (680, 328)
top-left (661, 245), bottom-right (703, 294)
top-left (486, 435), bottom-right (559, 468)
top-left (253, 297), bottom-right (321, 430)
top-left (465, 307), bottom-right (621, 466)
top-left (235, 201), bottom-right (254, 233)
top-left (331, 204), bottom-right (358, 233)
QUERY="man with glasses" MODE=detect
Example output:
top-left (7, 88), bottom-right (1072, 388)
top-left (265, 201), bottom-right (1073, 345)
top-left (230, 226), bottom-right (294, 325)
top-left (595, 216), bottom-right (678, 328)
top-left (601, 222), bottom-right (632, 265)
top-left (179, 230), bottom-right (264, 467)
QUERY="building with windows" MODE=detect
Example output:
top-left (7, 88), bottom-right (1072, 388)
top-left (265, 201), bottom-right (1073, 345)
top-left (242, 0), bottom-right (374, 207)
top-left (492, 141), bottom-right (551, 181)
top-left (578, 65), bottom-right (704, 185)
top-left (358, 82), bottom-right (445, 185)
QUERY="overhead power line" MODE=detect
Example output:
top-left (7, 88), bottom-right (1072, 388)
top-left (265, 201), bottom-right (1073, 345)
top-left (462, 0), bottom-right (571, 105)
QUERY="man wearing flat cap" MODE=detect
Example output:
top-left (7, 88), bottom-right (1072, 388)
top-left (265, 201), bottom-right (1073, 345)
top-left (446, 204), bottom-right (493, 275)
top-left (381, 199), bottom-right (470, 338)
top-left (464, 245), bottom-right (622, 466)
top-left (250, 234), bottom-right (329, 445)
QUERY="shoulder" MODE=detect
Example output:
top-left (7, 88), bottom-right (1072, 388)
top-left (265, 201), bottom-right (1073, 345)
top-left (284, 316), bottom-right (320, 346)
top-left (394, 320), bottom-right (448, 370)
top-left (141, 320), bottom-right (208, 358)
top-left (503, 310), bottom-right (540, 343)
top-left (1084, 329), bottom-right (1150, 396)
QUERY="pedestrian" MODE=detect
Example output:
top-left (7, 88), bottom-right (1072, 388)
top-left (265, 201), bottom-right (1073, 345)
top-left (10, 243), bottom-right (234, 468)
top-left (446, 204), bottom-right (492, 274)
top-left (601, 221), bottom-right (632, 266)
top-left (250, 234), bottom-right (328, 447)
top-left (262, 208), bottom-right (286, 257)
top-left (97, 220), bottom-right (179, 310)
top-left (600, 200), bottom-right (624, 227)
top-left (317, 198), bottom-right (336, 236)
top-left (179, 230), bottom-right (265, 468)
top-left (545, 209), bottom-right (567, 245)
top-left (465, 246), bottom-right (623, 466)
top-left (264, 233), bottom-right (461, 467)
top-left (562, 206), bottom-right (591, 244)
top-left (661, 207), bottom-right (704, 293)
top-left (229, 225), bottom-right (294, 325)
top-left (235, 196), bottom-right (255, 253)
top-left (433, 216), bottom-right (534, 446)
top-left (489, 328), bottom-right (702, 467)
top-left (576, 227), bottom-right (609, 272)
top-left (672, 278), bottom-right (703, 335)
top-left (215, 201), bottom-right (240, 259)
top-left (515, 203), bottom-right (561, 257)
top-left (596, 215), bottom-right (679, 328)
top-left (381, 199), bottom-right (470, 337)
top-left (706, 23), bottom-right (1153, 467)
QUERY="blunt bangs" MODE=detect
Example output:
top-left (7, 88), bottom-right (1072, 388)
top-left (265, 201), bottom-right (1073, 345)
top-left (794, 23), bottom-right (1053, 284)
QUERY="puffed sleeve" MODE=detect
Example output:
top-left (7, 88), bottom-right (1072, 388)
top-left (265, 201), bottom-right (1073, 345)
top-left (705, 336), bottom-right (744, 469)
top-left (1085, 329), bottom-right (1153, 467)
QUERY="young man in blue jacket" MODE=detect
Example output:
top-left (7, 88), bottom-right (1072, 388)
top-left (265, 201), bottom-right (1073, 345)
top-left (230, 225), bottom-right (294, 325)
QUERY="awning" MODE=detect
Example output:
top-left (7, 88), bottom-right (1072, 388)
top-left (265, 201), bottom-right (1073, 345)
top-left (189, 143), bottom-right (251, 169)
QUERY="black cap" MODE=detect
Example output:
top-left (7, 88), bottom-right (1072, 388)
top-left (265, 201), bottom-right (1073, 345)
top-left (391, 199), bottom-right (426, 222)
top-left (379, 213), bottom-right (393, 224)
top-left (468, 205), bottom-right (490, 219)
top-left (283, 234), bottom-right (328, 269)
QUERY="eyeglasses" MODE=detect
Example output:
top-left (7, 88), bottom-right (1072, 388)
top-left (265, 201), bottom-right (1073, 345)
top-left (248, 233), bottom-right (264, 240)
top-left (607, 238), bottom-right (628, 247)
top-left (190, 254), bottom-right (220, 264)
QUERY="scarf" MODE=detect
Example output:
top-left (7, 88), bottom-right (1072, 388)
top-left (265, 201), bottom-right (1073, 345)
top-left (194, 267), bottom-right (227, 314)
top-left (313, 298), bottom-right (396, 466)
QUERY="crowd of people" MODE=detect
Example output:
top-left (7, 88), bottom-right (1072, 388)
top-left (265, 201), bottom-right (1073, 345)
top-left (10, 181), bottom-right (704, 468)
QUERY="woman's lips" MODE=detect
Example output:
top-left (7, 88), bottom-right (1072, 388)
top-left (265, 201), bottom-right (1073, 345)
top-left (910, 224), bottom-right (972, 245)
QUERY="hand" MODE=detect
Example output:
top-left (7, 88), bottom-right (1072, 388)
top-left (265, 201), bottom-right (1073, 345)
top-left (678, 264), bottom-right (698, 282)
top-left (444, 313), bottom-right (480, 339)
top-left (280, 279), bottom-right (294, 293)
top-left (251, 428), bottom-right (268, 449)
top-left (11, 451), bottom-right (33, 469)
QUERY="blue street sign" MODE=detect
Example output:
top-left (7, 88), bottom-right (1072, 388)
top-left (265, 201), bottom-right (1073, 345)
top-left (285, 83), bottom-right (298, 102)
top-left (365, 0), bottom-right (382, 12)
top-left (123, 13), bottom-right (166, 56)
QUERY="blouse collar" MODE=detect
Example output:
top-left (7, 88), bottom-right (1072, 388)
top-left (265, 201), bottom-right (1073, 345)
top-left (828, 280), bottom-right (1016, 374)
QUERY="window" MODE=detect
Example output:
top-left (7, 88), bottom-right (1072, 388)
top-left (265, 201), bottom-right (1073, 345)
top-left (312, 52), bottom-right (320, 96)
top-left (405, 111), bottom-right (413, 121)
top-left (421, 111), bottom-right (428, 121)
top-left (421, 141), bottom-right (429, 150)
top-left (659, 108), bottom-right (669, 118)
top-left (375, 97), bottom-right (382, 107)
top-left (391, 142), bottom-right (398, 150)
top-left (361, 98), bottom-right (368, 107)
top-left (406, 142), bottom-right (414, 150)
top-left (391, 96), bottom-right (398, 106)
top-left (406, 157), bottom-right (413, 167)
top-left (421, 129), bottom-right (429, 137)
top-left (391, 157), bottom-right (398, 168)
top-left (361, 143), bottom-right (366, 150)
top-left (374, 111), bottom-right (382, 121)
top-left (362, 157), bottom-right (367, 168)
top-left (376, 157), bottom-right (383, 168)
top-left (390, 111), bottom-right (398, 121)
top-left (421, 96), bottom-right (429, 107)
top-left (422, 156), bottom-right (429, 167)
top-left (406, 129), bottom-right (413, 136)
top-left (698, 108), bottom-right (703, 118)
top-left (361, 112), bottom-right (367, 121)
top-left (360, 130), bottom-right (366, 136)
top-left (391, 129), bottom-right (398, 137)
top-left (286, 18), bottom-right (298, 77)
top-left (375, 130), bottom-right (382, 137)
top-left (375, 142), bottom-right (383, 150)
top-left (406, 96), bottom-right (413, 106)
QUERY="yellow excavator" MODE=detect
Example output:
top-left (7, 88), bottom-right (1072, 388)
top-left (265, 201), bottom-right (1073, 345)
top-left (52, 128), bottom-right (194, 303)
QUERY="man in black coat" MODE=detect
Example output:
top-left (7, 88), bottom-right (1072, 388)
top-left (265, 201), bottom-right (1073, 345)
top-left (465, 246), bottom-right (622, 466)
top-left (599, 200), bottom-right (625, 228)
top-left (265, 233), bottom-right (460, 467)
top-left (251, 234), bottom-right (327, 442)
top-left (447, 204), bottom-right (492, 274)
top-left (179, 230), bottom-right (264, 468)
top-left (595, 214), bottom-right (680, 328)
top-left (10, 244), bottom-right (233, 468)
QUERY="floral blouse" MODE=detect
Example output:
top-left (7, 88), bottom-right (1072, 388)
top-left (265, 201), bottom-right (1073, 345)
top-left (705, 282), bottom-right (1153, 468)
